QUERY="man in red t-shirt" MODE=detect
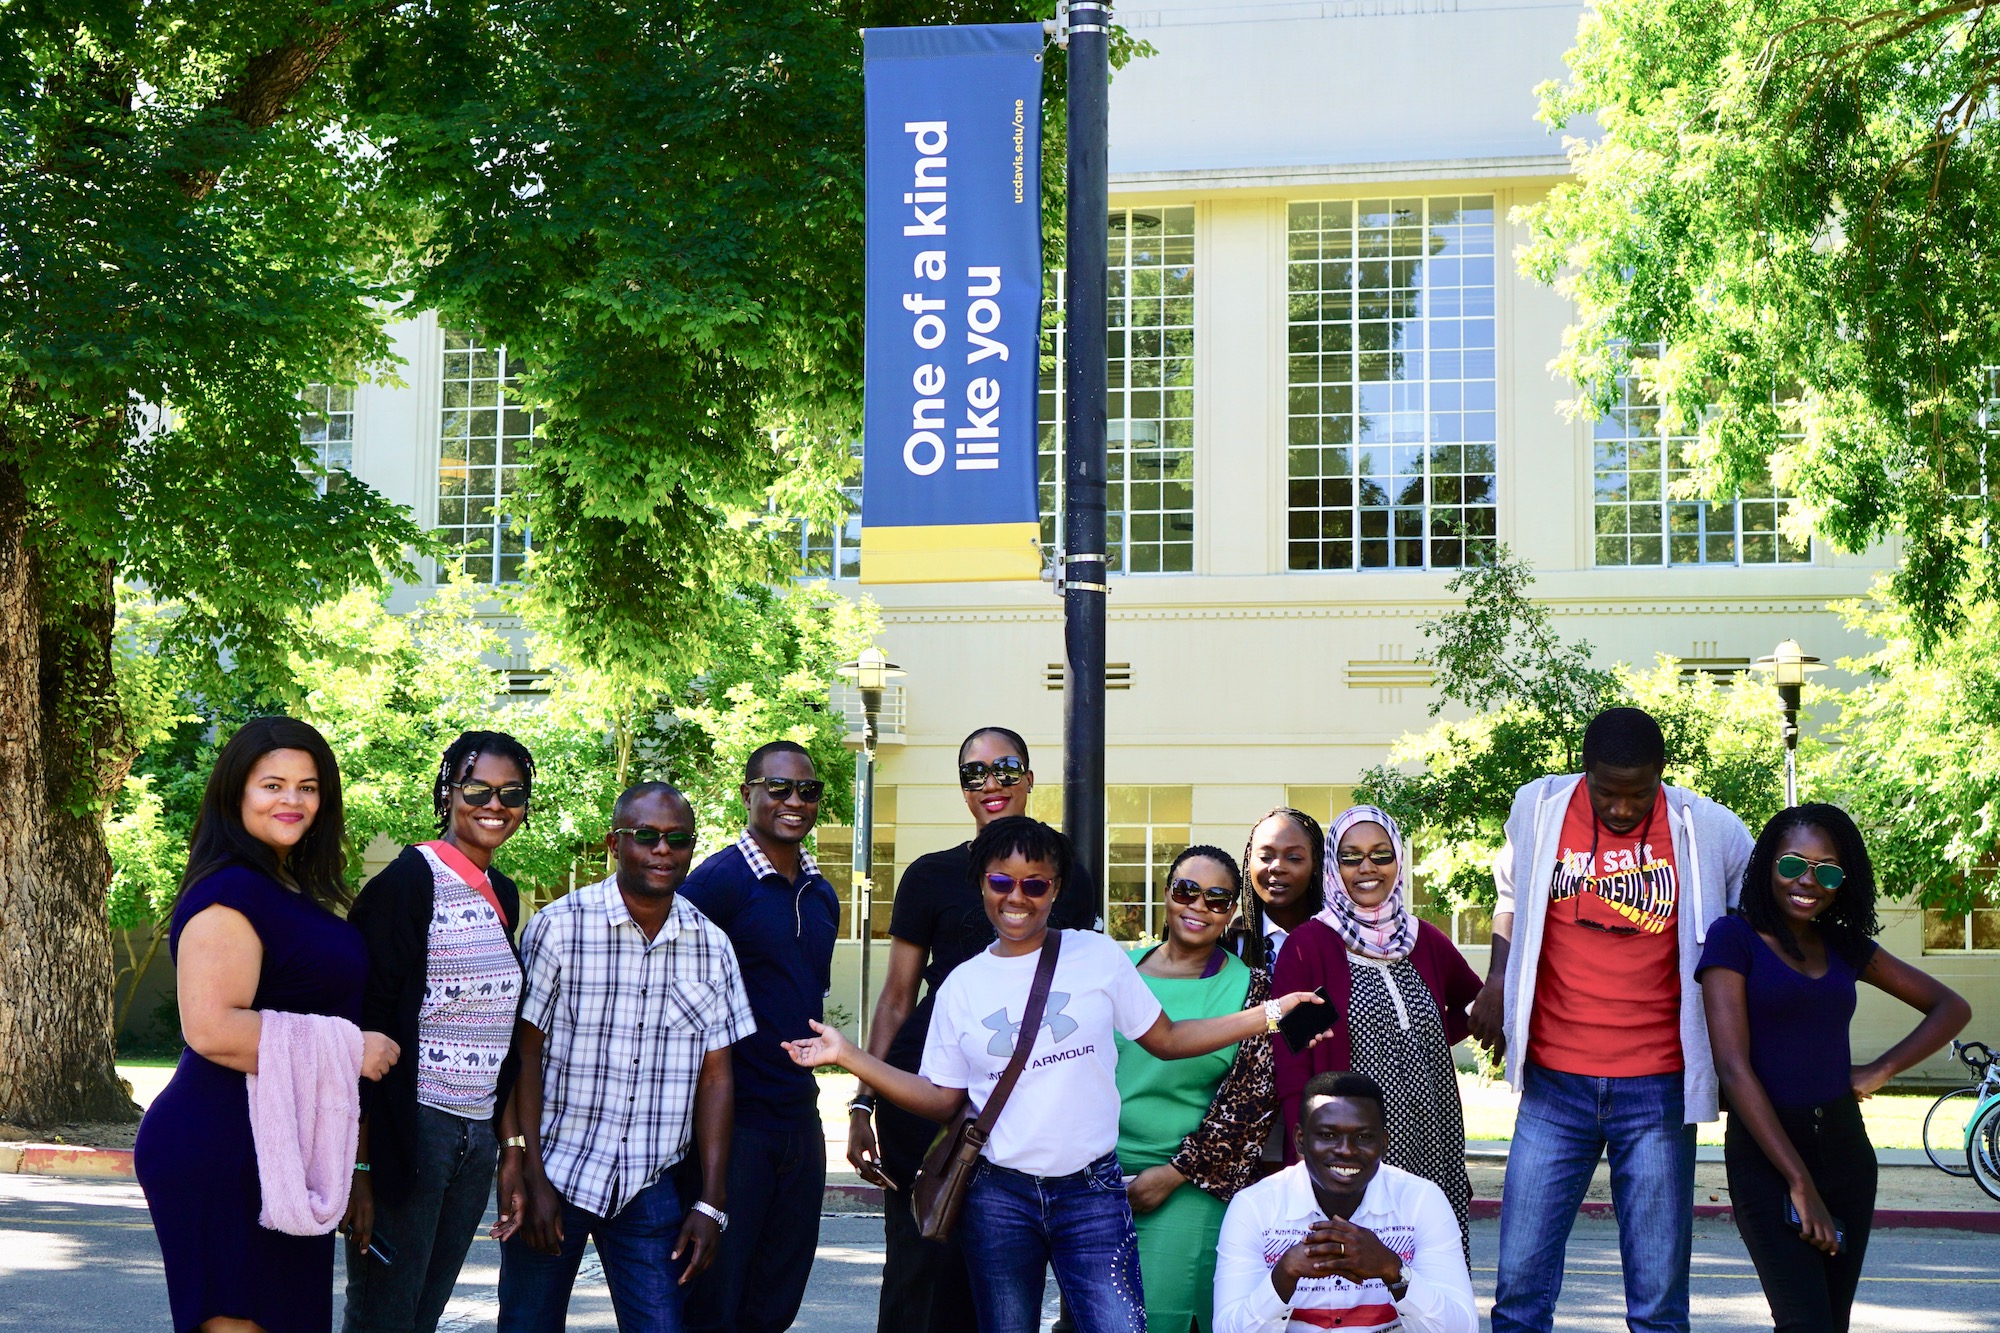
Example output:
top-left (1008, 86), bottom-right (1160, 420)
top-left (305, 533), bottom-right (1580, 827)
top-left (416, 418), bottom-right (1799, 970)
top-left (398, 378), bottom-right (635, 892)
top-left (1466, 708), bottom-right (1753, 1333)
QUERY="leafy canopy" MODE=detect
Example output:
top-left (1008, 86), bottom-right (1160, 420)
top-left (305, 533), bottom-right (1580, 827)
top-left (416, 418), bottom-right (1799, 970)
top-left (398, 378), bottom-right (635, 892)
top-left (1520, 0), bottom-right (2000, 647)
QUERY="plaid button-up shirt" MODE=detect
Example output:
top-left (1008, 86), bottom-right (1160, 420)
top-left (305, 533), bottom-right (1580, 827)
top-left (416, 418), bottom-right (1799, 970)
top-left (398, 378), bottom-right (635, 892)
top-left (732, 829), bottom-right (820, 882)
top-left (518, 876), bottom-right (756, 1218)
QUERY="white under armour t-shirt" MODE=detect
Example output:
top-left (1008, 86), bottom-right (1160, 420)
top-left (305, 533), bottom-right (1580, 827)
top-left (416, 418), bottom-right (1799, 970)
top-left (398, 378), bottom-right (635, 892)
top-left (920, 928), bottom-right (1165, 1177)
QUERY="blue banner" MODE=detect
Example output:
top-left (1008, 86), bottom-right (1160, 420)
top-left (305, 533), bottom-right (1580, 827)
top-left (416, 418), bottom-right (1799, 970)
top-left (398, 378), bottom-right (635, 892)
top-left (860, 23), bottom-right (1045, 583)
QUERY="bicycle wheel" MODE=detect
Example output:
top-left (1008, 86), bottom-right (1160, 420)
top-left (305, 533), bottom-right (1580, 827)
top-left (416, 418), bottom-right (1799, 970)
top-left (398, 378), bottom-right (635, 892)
top-left (1970, 1101), bottom-right (2000, 1203)
top-left (1925, 1087), bottom-right (1978, 1176)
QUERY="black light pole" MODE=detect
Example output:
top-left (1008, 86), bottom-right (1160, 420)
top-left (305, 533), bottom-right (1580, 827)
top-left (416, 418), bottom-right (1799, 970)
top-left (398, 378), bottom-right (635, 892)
top-left (1061, 1), bottom-right (1110, 928)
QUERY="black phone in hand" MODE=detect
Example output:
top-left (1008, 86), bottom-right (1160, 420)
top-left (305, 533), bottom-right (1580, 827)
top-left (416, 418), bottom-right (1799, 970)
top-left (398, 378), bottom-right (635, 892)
top-left (1277, 986), bottom-right (1339, 1054)
top-left (1784, 1199), bottom-right (1846, 1254)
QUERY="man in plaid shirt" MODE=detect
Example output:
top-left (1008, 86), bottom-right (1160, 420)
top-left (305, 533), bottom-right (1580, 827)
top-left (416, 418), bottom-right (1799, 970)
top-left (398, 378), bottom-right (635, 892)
top-left (495, 782), bottom-right (756, 1332)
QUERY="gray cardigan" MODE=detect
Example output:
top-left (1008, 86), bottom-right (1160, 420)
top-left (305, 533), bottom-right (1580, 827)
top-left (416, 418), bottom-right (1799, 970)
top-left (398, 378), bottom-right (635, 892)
top-left (1493, 774), bottom-right (1753, 1123)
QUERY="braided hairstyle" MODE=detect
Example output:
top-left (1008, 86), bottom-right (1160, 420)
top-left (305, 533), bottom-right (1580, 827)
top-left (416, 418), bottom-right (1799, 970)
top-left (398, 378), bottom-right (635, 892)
top-left (433, 730), bottom-right (537, 835)
top-left (1231, 807), bottom-right (1326, 970)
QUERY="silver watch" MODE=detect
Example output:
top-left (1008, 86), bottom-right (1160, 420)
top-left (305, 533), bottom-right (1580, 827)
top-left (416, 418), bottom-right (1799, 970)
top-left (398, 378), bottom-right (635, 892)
top-left (690, 1200), bottom-right (729, 1233)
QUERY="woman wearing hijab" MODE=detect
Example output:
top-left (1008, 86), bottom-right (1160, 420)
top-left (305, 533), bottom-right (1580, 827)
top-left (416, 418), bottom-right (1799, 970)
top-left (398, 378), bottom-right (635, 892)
top-left (1270, 804), bottom-right (1483, 1252)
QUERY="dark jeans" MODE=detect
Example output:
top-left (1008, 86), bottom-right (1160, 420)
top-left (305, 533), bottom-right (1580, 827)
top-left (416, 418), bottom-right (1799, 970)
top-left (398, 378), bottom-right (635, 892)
top-left (960, 1153), bottom-right (1144, 1333)
top-left (343, 1104), bottom-right (498, 1333)
top-left (1726, 1096), bottom-right (1877, 1333)
top-left (875, 1102), bottom-right (977, 1333)
top-left (679, 1123), bottom-right (824, 1333)
top-left (498, 1170), bottom-right (686, 1333)
top-left (1494, 1063), bottom-right (1698, 1333)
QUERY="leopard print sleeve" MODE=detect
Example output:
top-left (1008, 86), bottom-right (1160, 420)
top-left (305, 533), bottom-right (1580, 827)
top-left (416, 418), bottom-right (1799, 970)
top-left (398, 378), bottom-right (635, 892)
top-left (1168, 966), bottom-right (1277, 1203)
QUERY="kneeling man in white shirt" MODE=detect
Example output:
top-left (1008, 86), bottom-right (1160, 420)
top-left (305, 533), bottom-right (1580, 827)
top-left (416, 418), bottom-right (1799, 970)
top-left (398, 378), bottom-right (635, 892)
top-left (1215, 1071), bottom-right (1475, 1332)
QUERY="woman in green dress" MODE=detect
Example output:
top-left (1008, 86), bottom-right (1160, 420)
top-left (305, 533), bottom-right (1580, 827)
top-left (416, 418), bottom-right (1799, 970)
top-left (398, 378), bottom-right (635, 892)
top-left (1115, 845), bottom-right (1278, 1333)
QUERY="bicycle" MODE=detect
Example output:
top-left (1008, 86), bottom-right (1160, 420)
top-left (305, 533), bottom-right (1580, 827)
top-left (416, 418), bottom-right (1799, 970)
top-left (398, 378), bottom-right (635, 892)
top-left (1925, 1039), bottom-right (2000, 1200)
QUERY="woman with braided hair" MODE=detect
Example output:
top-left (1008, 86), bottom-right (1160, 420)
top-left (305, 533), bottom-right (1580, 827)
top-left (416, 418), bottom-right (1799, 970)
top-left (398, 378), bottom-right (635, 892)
top-left (1227, 807), bottom-right (1326, 971)
top-left (343, 731), bottom-right (535, 1332)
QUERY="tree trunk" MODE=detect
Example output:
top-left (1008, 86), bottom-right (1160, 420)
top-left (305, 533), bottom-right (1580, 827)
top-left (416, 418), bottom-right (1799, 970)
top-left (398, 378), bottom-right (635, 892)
top-left (0, 465), bottom-right (136, 1125)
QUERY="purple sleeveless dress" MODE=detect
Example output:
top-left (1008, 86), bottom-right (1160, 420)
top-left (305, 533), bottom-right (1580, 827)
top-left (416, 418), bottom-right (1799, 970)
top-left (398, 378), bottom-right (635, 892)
top-left (135, 865), bottom-right (368, 1333)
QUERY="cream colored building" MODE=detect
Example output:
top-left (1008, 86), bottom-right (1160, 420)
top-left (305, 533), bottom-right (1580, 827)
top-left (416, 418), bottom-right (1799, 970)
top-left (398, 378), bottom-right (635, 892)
top-left (302, 0), bottom-right (1991, 1077)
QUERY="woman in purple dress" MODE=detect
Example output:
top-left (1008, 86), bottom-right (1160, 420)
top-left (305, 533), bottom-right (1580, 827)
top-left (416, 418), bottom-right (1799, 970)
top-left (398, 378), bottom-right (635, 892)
top-left (135, 717), bottom-right (401, 1333)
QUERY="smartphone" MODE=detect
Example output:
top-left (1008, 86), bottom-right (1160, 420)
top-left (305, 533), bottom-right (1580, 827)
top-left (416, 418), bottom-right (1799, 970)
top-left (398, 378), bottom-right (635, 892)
top-left (1783, 1200), bottom-right (1846, 1254)
top-left (1277, 987), bottom-right (1340, 1055)
top-left (342, 1225), bottom-right (398, 1267)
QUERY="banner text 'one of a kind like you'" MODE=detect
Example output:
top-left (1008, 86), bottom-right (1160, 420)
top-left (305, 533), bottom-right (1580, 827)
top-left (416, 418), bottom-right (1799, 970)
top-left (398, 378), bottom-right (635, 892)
top-left (859, 24), bottom-right (1045, 584)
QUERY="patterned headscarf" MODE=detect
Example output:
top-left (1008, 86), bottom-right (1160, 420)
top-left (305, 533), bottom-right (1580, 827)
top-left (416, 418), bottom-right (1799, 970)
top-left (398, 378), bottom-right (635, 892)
top-left (1316, 804), bottom-right (1418, 962)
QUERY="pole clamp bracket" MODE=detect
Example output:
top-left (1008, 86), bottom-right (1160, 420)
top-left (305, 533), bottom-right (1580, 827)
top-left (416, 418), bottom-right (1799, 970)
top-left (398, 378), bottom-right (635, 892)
top-left (1055, 0), bottom-right (1113, 45)
top-left (1051, 552), bottom-right (1111, 596)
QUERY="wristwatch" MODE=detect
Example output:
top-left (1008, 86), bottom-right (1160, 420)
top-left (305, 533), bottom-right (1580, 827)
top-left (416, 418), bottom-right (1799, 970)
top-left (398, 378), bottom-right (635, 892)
top-left (1386, 1262), bottom-right (1409, 1300)
top-left (848, 1092), bottom-right (877, 1115)
top-left (690, 1200), bottom-right (730, 1233)
top-left (1264, 999), bottom-right (1284, 1034)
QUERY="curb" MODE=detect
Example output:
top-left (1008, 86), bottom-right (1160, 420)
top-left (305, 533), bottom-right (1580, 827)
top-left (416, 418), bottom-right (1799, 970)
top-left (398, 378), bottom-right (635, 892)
top-left (10, 1149), bottom-right (1999, 1235)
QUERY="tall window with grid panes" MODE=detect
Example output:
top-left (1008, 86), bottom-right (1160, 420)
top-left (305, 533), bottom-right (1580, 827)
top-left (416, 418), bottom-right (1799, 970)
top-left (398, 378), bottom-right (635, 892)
top-left (301, 383), bottom-right (354, 494)
top-left (1041, 207), bottom-right (1195, 573)
top-left (801, 442), bottom-right (863, 579)
top-left (438, 330), bottom-right (539, 583)
top-left (1286, 197), bottom-right (1497, 571)
top-left (1591, 361), bottom-right (1811, 567)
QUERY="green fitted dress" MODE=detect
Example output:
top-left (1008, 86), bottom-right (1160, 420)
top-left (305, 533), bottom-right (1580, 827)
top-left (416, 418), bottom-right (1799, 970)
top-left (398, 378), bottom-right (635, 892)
top-left (1114, 949), bottom-right (1253, 1333)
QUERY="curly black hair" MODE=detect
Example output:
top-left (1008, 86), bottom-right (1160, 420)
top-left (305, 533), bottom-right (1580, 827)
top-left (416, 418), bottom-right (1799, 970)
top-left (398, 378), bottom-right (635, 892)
top-left (965, 815), bottom-right (1072, 895)
top-left (1230, 807), bottom-right (1326, 969)
top-left (1738, 802), bottom-right (1881, 966)
top-left (432, 730), bottom-right (536, 836)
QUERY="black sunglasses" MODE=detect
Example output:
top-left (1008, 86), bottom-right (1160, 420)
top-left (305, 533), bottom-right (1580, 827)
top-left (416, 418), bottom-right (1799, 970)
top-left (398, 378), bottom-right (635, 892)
top-left (984, 872), bottom-right (1055, 898)
top-left (456, 781), bottom-right (530, 809)
top-left (745, 777), bottom-right (824, 803)
top-left (1775, 853), bottom-right (1844, 891)
top-left (1335, 849), bottom-right (1397, 867)
top-left (615, 826), bottom-right (696, 850)
top-left (1167, 879), bottom-right (1236, 912)
top-left (960, 756), bottom-right (1028, 791)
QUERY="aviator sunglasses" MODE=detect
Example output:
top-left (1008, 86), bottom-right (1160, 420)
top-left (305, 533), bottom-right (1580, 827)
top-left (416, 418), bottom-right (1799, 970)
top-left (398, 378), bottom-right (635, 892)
top-left (745, 777), bottom-right (825, 803)
top-left (1335, 848), bottom-right (1398, 867)
top-left (984, 872), bottom-right (1055, 898)
top-left (615, 826), bottom-right (696, 850)
top-left (1166, 878), bottom-right (1237, 912)
top-left (959, 756), bottom-right (1028, 791)
top-left (454, 780), bottom-right (530, 809)
top-left (1775, 853), bottom-right (1844, 892)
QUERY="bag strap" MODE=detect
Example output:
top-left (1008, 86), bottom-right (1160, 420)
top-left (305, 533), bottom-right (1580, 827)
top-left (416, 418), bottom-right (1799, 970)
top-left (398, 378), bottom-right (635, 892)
top-left (969, 931), bottom-right (1063, 1138)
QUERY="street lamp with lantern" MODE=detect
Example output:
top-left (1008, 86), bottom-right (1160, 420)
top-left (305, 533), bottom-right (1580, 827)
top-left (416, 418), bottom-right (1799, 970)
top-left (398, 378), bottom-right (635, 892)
top-left (836, 646), bottom-right (904, 1045)
top-left (1751, 639), bottom-right (1824, 806)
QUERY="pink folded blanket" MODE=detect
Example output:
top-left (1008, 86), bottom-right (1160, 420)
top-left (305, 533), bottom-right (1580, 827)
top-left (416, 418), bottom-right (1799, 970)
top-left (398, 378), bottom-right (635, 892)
top-left (247, 1010), bottom-right (364, 1236)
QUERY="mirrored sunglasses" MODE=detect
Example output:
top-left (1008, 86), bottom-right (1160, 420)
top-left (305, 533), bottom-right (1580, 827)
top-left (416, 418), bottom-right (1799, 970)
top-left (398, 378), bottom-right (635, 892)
top-left (456, 781), bottom-right (530, 809)
top-left (1335, 849), bottom-right (1397, 867)
top-left (746, 777), bottom-right (824, 803)
top-left (1166, 879), bottom-right (1236, 912)
top-left (1774, 853), bottom-right (1844, 891)
top-left (959, 756), bottom-right (1028, 790)
top-left (615, 826), bottom-right (696, 850)
top-left (984, 872), bottom-right (1054, 898)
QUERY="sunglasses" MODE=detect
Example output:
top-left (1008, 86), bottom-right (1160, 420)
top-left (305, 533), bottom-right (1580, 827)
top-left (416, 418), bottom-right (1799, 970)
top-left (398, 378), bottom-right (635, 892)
top-left (456, 781), bottom-right (530, 809)
top-left (615, 826), bottom-right (696, 850)
top-left (960, 756), bottom-right (1028, 791)
top-left (984, 872), bottom-right (1055, 898)
top-left (745, 777), bottom-right (824, 803)
top-left (1167, 879), bottom-right (1237, 912)
top-left (1336, 849), bottom-right (1397, 867)
top-left (1775, 853), bottom-right (1844, 892)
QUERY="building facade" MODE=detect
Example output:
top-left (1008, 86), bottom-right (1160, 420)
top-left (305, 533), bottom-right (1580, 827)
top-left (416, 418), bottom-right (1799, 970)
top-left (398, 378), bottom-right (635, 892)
top-left (318, 0), bottom-right (1990, 1074)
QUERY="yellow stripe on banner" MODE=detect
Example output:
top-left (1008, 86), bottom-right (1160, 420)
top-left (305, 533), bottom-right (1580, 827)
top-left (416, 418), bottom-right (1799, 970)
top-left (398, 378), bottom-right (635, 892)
top-left (859, 523), bottom-right (1044, 584)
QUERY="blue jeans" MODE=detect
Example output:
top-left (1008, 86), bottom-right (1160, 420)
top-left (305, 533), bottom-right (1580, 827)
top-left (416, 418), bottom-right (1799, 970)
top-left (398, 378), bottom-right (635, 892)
top-left (679, 1123), bottom-right (824, 1333)
top-left (960, 1152), bottom-right (1145, 1333)
top-left (497, 1170), bottom-right (686, 1333)
top-left (343, 1104), bottom-right (498, 1333)
top-left (1493, 1063), bottom-right (1697, 1333)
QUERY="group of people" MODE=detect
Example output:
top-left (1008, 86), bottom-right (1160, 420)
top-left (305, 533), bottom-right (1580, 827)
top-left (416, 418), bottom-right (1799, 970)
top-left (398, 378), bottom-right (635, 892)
top-left (133, 705), bottom-right (1971, 1333)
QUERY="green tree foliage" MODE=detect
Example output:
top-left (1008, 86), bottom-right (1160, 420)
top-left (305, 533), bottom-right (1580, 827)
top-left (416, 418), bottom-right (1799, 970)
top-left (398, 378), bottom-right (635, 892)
top-left (1356, 545), bottom-right (1797, 913)
top-left (1815, 559), bottom-right (2000, 914)
top-left (1520, 0), bottom-right (2000, 645)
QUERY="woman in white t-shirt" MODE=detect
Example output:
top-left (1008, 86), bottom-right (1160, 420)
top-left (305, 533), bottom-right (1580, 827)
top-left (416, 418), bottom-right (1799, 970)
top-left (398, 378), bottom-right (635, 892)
top-left (786, 816), bottom-right (1325, 1333)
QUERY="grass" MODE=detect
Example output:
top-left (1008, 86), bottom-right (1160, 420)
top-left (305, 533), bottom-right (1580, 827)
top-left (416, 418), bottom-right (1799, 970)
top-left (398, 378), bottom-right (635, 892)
top-left (115, 1054), bottom-right (182, 1068)
top-left (1456, 1073), bottom-right (1942, 1150)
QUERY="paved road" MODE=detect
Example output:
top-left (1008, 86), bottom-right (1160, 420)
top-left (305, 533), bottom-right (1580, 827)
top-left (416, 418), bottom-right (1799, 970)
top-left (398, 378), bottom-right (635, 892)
top-left (3, 1174), bottom-right (1995, 1330)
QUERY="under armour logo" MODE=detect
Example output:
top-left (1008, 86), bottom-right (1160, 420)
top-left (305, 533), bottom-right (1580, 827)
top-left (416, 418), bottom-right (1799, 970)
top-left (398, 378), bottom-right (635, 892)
top-left (981, 994), bottom-right (1077, 1056)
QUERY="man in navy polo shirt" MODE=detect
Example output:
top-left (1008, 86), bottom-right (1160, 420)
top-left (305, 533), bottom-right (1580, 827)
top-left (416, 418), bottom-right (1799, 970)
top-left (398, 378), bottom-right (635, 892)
top-left (678, 740), bottom-right (840, 1333)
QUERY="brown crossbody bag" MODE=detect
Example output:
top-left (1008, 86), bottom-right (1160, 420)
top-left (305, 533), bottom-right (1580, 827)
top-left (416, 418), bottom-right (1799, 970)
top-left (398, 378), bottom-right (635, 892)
top-left (909, 930), bottom-right (1062, 1241)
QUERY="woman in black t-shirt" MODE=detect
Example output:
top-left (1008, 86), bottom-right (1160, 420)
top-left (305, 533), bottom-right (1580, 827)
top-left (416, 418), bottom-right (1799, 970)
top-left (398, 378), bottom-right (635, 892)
top-left (847, 726), bottom-right (1099, 1333)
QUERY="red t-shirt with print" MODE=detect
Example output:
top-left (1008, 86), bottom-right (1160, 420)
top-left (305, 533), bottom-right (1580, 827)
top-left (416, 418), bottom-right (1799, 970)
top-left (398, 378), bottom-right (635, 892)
top-left (1528, 780), bottom-right (1683, 1078)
